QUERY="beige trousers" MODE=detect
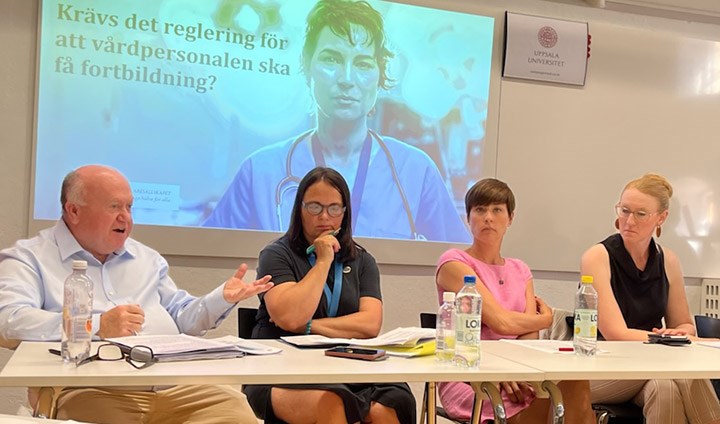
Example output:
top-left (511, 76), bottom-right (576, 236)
top-left (591, 379), bottom-right (720, 424)
top-left (51, 385), bottom-right (258, 424)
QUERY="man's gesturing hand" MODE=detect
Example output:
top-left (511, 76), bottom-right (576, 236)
top-left (223, 263), bottom-right (274, 303)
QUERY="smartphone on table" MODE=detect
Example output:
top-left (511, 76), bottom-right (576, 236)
top-left (646, 333), bottom-right (691, 346)
top-left (324, 346), bottom-right (387, 361)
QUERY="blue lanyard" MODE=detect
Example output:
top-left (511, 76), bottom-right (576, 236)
top-left (311, 132), bottom-right (372, 230)
top-left (307, 254), bottom-right (343, 318)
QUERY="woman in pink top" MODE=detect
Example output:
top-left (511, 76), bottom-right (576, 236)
top-left (435, 178), bottom-right (595, 423)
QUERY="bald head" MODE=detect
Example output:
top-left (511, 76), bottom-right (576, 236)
top-left (61, 165), bottom-right (134, 263)
top-left (61, 165), bottom-right (125, 213)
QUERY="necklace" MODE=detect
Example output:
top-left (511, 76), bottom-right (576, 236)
top-left (495, 263), bottom-right (506, 286)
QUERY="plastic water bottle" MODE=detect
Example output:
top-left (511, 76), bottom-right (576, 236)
top-left (435, 291), bottom-right (456, 362)
top-left (573, 275), bottom-right (598, 356)
top-left (453, 275), bottom-right (482, 367)
top-left (61, 260), bottom-right (93, 364)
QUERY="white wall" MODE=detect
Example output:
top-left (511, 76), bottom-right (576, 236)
top-left (0, 0), bottom-right (708, 416)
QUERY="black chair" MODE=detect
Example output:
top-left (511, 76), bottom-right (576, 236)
top-left (695, 315), bottom-right (720, 399)
top-left (419, 312), bottom-right (469, 424)
top-left (593, 403), bottom-right (645, 424)
top-left (420, 312), bottom-right (437, 331)
top-left (695, 314), bottom-right (720, 338)
top-left (237, 307), bottom-right (258, 339)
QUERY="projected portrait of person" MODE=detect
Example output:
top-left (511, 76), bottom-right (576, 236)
top-left (203, 0), bottom-right (471, 243)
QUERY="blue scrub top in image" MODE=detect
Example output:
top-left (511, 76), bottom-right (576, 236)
top-left (203, 134), bottom-right (471, 243)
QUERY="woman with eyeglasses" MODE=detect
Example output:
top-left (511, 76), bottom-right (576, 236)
top-left (242, 167), bottom-right (415, 424)
top-left (581, 173), bottom-right (720, 424)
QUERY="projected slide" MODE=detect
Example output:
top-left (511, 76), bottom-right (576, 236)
top-left (35, 0), bottom-right (494, 243)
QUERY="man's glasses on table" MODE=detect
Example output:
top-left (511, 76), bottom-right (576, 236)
top-left (49, 344), bottom-right (157, 369)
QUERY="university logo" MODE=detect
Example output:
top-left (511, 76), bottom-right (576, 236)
top-left (537, 26), bottom-right (558, 48)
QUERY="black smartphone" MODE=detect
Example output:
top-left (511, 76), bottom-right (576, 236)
top-left (324, 346), bottom-right (387, 361)
top-left (647, 333), bottom-right (691, 346)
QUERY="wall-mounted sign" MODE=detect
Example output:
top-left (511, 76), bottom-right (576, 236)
top-left (504, 12), bottom-right (588, 86)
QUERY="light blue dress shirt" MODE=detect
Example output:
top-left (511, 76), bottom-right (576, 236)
top-left (0, 220), bottom-right (235, 341)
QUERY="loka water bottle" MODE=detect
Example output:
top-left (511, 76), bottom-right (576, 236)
top-left (435, 291), bottom-right (456, 362)
top-left (61, 260), bottom-right (94, 364)
top-left (453, 275), bottom-right (482, 368)
top-left (573, 275), bottom-right (598, 356)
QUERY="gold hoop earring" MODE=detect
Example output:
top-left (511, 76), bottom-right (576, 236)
top-left (614, 218), bottom-right (620, 230)
top-left (656, 226), bottom-right (662, 237)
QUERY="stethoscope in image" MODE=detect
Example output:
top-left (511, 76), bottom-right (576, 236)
top-left (275, 128), bottom-right (423, 239)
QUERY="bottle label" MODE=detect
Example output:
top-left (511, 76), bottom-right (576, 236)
top-left (455, 314), bottom-right (481, 345)
top-left (574, 309), bottom-right (598, 338)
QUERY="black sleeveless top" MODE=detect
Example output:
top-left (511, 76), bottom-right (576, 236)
top-left (601, 233), bottom-right (668, 332)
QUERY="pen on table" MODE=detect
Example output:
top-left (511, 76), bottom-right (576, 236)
top-left (48, 348), bottom-right (61, 356)
top-left (558, 347), bottom-right (574, 352)
top-left (306, 228), bottom-right (341, 255)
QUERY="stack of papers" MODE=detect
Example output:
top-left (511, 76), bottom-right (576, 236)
top-left (281, 327), bottom-right (435, 348)
top-left (212, 335), bottom-right (282, 355)
top-left (106, 334), bottom-right (281, 362)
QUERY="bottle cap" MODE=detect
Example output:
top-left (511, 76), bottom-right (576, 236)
top-left (443, 292), bottom-right (456, 302)
top-left (463, 275), bottom-right (477, 284)
top-left (72, 260), bottom-right (88, 270)
top-left (581, 275), bottom-right (593, 284)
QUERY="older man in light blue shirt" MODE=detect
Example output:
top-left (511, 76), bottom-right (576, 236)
top-left (0, 215), bottom-right (249, 341)
top-left (0, 164), bottom-right (273, 423)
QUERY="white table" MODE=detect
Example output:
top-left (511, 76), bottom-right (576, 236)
top-left (0, 341), bottom-right (545, 423)
top-left (12, 340), bottom-right (714, 423)
top-left (482, 340), bottom-right (720, 380)
top-left (481, 339), bottom-right (720, 423)
top-left (0, 341), bottom-right (543, 387)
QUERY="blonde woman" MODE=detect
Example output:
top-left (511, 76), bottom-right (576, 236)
top-left (581, 173), bottom-right (720, 423)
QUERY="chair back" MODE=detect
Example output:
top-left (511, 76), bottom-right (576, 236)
top-left (237, 307), bottom-right (258, 339)
top-left (420, 312), bottom-right (437, 329)
top-left (540, 308), bottom-right (574, 341)
top-left (695, 315), bottom-right (720, 338)
top-left (697, 315), bottom-right (720, 401)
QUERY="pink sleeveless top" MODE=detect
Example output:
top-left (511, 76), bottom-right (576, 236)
top-left (435, 248), bottom-right (535, 423)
